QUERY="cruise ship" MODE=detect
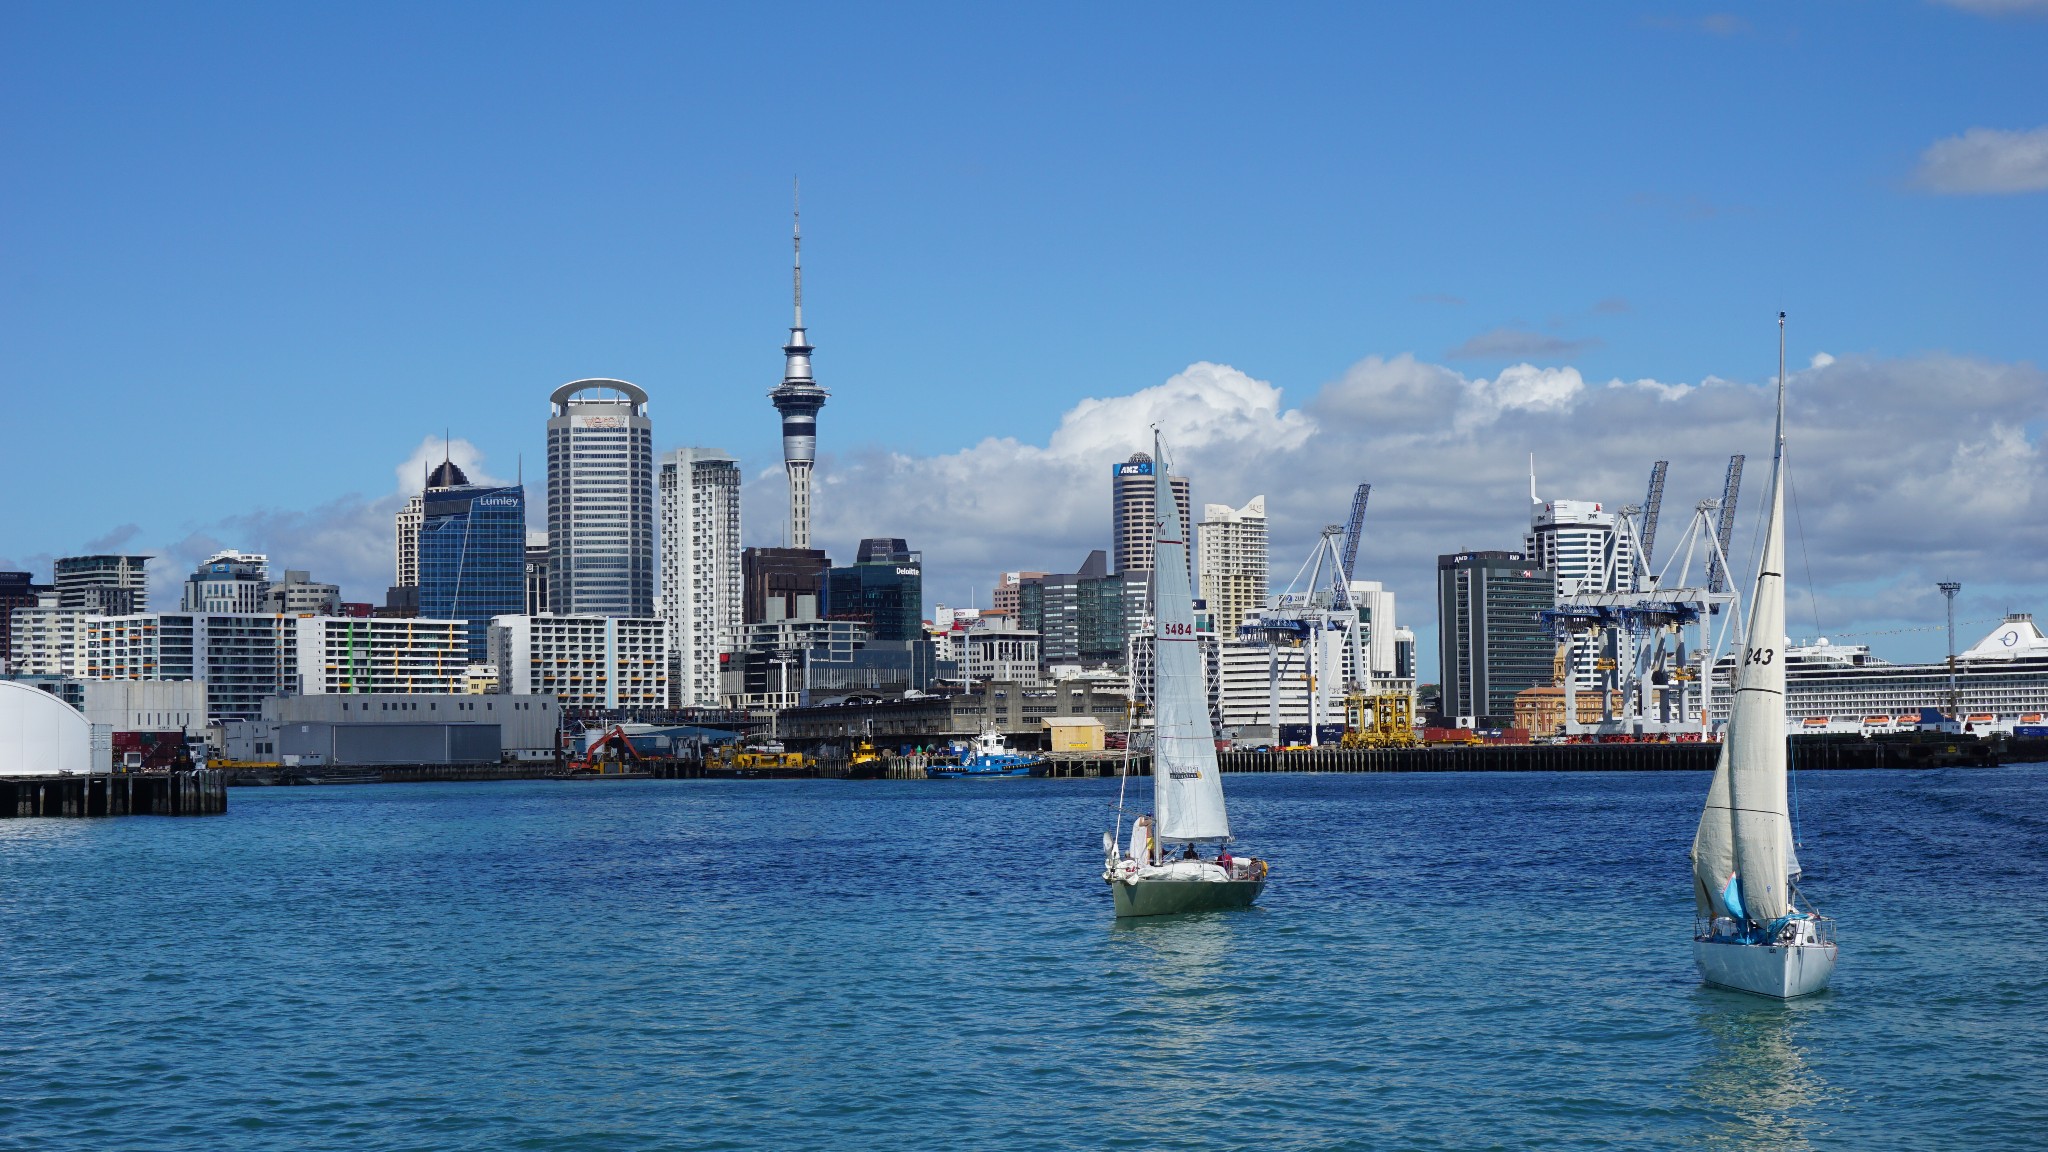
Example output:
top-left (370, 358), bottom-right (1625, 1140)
top-left (1711, 613), bottom-right (2048, 736)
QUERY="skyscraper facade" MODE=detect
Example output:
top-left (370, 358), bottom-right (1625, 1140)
top-left (547, 379), bottom-right (655, 618)
top-left (418, 482), bottom-right (527, 664)
top-left (769, 194), bottom-right (828, 550)
top-left (826, 539), bottom-right (923, 644)
top-left (1197, 495), bottom-right (1268, 638)
top-left (1110, 453), bottom-right (1191, 576)
top-left (1525, 494), bottom-right (1635, 691)
top-left (1436, 550), bottom-right (1555, 725)
top-left (54, 554), bottom-right (149, 616)
top-left (395, 458), bottom-right (467, 596)
top-left (659, 447), bottom-right (744, 707)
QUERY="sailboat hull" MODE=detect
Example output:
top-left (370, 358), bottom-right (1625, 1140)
top-left (1693, 938), bottom-right (1837, 999)
top-left (1109, 876), bottom-right (1265, 917)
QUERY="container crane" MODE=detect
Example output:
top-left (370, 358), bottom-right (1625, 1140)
top-left (1638, 461), bottom-right (1668, 575)
top-left (1339, 483), bottom-right (1371, 582)
top-left (1706, 454), bottom-right (1744, 594)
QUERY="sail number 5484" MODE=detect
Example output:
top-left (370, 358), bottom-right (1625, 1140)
top-left (1744, 647), bottom-right (1776, 666)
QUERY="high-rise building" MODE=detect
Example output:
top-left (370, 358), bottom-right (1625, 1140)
top-left (547, 379), bottom-right (655, 618)
top-left (1110, 453), bottom-right (1191, 577)
top-left (265, 570), bottom-right (342, 617)
top-left (418, 481), bottom-right (527, 664)
top-left (1437, 550), bottom-right (1554, 725)
top-left (1197, 495), bottom-right (1268, 638)
top-left (1525, 488), bottom-right (1635, 691)
top-left (394, 459), bottom-right (466, 601)
top-left (659, 447), bottom-right (744, 708)
top-left (742, 547), bottom-right (830, 626)
top-left (55, 555), bottom-right (149, 616)
top-left (524, 536), bottom-right (549, 616)
top-left (1017, 550), bottom-right (1146, 670)
top-left (768, 194), bottom-right (828, 550)
top-left (9, 592), bottom-right (80, 677)
top-left (826, 539), bottom-right (923, 644)
top-left (490, 614), bottom-right (668, 710)
top-left (0, 571), bottom-right (51, 673)
top-left (181, 550), bottom-right (270, 613)
top-left (991, 572), bottom-right (1044, 615)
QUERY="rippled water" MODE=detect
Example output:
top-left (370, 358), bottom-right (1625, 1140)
top-left (3, 767), bottom-right (2046, 1150)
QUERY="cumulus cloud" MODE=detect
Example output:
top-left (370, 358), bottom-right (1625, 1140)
top-left (1912, 126), bottom-right (2048, 195)
top-left (1445, 327), bottom-right (1602, 361)
top-left (796, 350), bottom-right (2047, 671)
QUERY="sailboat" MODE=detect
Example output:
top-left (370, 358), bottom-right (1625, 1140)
top-left (1690, 313), bottom-right (1838, 998)
top-left (1102, 429), bottom-right (1269, 917)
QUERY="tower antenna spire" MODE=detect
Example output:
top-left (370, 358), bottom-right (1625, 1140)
top-left (792, 177), bottom-right (803, 329)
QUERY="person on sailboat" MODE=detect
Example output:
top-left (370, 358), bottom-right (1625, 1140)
top-left (1181, 844), bottom-right (1200, 861)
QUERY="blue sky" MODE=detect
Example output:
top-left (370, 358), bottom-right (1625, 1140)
top-left (3, 3), bottom-right (2044, 668)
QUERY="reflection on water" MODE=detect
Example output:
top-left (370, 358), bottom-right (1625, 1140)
top-left (1107, 911), bottom-right (1248, 1054)
top-left (1685, 992), bottom-right (1835, 1149)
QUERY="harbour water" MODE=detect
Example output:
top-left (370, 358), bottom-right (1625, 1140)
top-left (3, 768), bottom-right (2045, 1149)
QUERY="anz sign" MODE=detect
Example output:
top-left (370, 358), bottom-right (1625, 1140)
top-left (1115, 461), bottom-right (1154, 477)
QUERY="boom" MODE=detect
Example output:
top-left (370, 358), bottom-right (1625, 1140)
top-left (1339, 483), bottom-right (1371, 581)
top-left (1639, 461), bottom-right (1668, 570)
top-left (1708, 454), bottom-right (1745, 593)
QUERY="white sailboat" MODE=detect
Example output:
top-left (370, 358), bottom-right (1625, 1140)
top-left (1102, 430), bottom-right (1269, 917)
top-left (1690, 313), bottom-right (1838, 998)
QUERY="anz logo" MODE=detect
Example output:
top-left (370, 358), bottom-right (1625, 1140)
top-left (1116, 462), bottom-right (1154, 476)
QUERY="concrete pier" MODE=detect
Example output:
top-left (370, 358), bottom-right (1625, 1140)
top-left (0, 769), bottom-right (228, 818)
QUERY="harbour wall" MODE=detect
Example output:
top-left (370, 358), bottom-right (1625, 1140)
top-left (0, 770), bottom-right (228, 818)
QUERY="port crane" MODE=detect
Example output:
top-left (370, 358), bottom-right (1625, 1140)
top-left (1540, 460), bottom-right (1745, 740)
top-left (1241, 484), bottom-right (1383, 747)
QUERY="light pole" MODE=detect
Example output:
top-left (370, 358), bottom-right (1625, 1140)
top-left (1937, 582), bottom-right (1962, 719)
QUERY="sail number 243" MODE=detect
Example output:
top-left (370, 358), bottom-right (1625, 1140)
top-left (1744, 647), bottom-right (1776, 666)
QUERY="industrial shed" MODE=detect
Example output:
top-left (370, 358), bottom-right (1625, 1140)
top-left (277, 722), bottom-right (500, 767)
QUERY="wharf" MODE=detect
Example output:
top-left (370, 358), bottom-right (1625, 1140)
top-left (1, 769), bottom-right (228, 818)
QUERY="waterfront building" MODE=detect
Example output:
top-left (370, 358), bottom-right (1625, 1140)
top-left (1197, 495), bottom-right (1268, 637)
top-left (489, 614), bottom-right (668, 709)
top-left (221, 692), bottom-right (559, 764)
top-left (524, 536), bottom-right (550, 616)
top-left (723, 593), bottom-right (873, 708)
top-left (774, 676), bottom-right (1132, 747)
top-left (659, 447), bottom-right (743, 707)
top-left (1111, 452), bottom-right (1191, 577)
top-left (769, 196), bottom-right (829, 551)
top-left (418, 481), bottom-right (527, 663)
top-left (963, 622), bottom-right (1042, 687)
top-left (827, 539), bottom-right (923, 644)
top-left (0, 572), bottom-right (49, 674)
top-left (84, 613), bottom-right (292, 724)
top-left (294, 616), bottom-right (467, 697)
top-left (55, 554), bottom-right (149, 616)
top-left (265, 570), bottom-right (342, 617)
top-left (1437, 550), bottom-right (1555, 725)
top-left (181, 551), bottom-right (270, 613)
top-left (547, 380), bottom-right (656, 618)
top-left (742, 547), bottom-right (830, 625)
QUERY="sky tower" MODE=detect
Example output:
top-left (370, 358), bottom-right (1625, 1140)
top-left (770, 181), bottom-right (828, 549)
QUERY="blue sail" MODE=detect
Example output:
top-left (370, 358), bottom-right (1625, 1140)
top-left (1721, 873), bottom-right (1746, 921)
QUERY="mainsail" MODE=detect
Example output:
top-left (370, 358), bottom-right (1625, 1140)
top-left (1149, 431), bottom-right (1230, 844)
top-left (1692, 317), bottom-right (1795, 924)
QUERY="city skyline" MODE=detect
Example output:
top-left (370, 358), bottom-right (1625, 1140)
top-left (3, 5), bottom-right (2044, 668)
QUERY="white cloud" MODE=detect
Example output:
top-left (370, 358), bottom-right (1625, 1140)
top-left (1912, 126), bottom-right (2048, 195)
top-left (1809, 352), bottom-right (1835, 369)
top-left (798, 350), bottom-right (2048, 670)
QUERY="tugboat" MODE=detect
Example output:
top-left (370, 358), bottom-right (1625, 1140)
top-left (926, 729), bottom-right (1040, 779)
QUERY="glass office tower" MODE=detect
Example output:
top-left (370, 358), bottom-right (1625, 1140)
top-left (419, 483), bottom-right (528, 664)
